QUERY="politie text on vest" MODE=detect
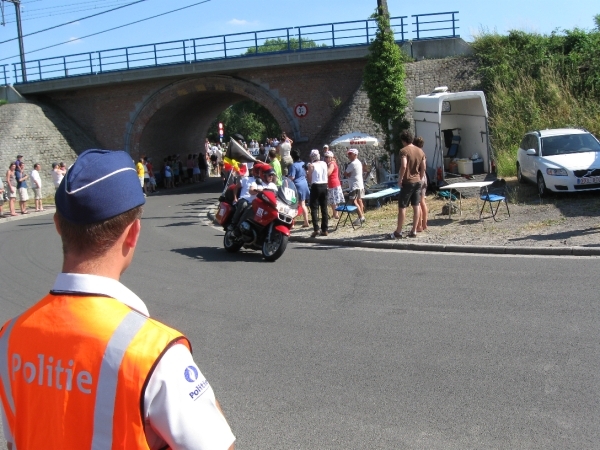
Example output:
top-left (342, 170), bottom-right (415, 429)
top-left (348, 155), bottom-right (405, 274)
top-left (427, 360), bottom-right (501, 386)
top-left (11, 353), bottom-right (93, 394)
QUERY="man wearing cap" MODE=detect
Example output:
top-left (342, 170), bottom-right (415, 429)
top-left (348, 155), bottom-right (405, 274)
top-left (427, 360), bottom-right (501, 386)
top-left (344, 149), bottom-right (366, 225)
top-left (0, 149), bottom-right (235, 450)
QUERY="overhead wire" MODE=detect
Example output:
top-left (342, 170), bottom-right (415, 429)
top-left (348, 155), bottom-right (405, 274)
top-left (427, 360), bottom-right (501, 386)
top-left (0, 0), bottom-right (148, 45)
top-left (13, 0), bottom-right (138, 14)
top-left (0, 0), bottom-right (213, 62)
top-left (3, 0), bottom-right (140, 22)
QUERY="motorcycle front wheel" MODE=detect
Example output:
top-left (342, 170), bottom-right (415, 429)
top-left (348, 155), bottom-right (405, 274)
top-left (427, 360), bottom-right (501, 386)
top-left (262, 230), bottom-right (288, 262)
top-left (223, 230), bottom-right (243, 253)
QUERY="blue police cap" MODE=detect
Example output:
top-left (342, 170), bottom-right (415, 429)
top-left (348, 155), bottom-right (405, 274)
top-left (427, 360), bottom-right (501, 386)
top-left (55, 149), bottom-right (145, 224)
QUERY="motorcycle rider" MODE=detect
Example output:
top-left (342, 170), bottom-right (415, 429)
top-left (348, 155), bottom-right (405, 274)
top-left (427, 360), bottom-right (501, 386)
top-left (229, 163), bottom-right (278, 232)
top-left (252, 167), bottom-right (278, 193)
top-left (228, 163), bottom-right (257, 231)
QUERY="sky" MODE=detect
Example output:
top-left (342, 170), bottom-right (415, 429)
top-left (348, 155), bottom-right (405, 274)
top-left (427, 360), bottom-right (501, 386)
top-left (0, 0), bottom-right (598, 79)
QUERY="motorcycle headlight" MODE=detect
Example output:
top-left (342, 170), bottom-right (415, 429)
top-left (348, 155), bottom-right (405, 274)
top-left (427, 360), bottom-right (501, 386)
top-left (546, 168), bottom-right (568, 176)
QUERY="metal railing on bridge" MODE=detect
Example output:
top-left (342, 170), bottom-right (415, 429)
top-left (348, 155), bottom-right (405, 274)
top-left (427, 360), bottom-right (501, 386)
top-left (3, 11), bottom-right (459, 86)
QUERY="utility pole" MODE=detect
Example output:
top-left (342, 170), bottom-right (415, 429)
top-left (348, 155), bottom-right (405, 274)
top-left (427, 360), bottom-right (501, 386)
top-left (5, 0), bottom-right (27, 82)
top-left (377, 0), bottom-right (389, 16)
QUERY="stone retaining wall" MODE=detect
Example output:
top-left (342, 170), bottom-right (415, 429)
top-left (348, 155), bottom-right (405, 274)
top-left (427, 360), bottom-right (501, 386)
top-left (0, 102), bottom-right (99, 194)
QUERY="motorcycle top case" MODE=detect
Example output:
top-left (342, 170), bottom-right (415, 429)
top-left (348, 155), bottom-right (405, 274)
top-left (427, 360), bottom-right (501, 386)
top-left (215, 202), bottom-right (234, 225)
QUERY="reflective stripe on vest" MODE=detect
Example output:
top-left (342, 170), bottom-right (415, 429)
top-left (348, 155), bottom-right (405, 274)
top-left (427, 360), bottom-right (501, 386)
top-left (0, 318), bottom-right (17, 422)
top-left (92, 311), bottom-right (147, 450)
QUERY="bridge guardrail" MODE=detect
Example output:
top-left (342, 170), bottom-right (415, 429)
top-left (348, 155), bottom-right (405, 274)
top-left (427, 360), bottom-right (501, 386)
top-left (4, 12), bottom-right (458, 86)
top-left (1, 65), bottom-right (7, 87)
top-left (413, 11), bottom-right (459, 40)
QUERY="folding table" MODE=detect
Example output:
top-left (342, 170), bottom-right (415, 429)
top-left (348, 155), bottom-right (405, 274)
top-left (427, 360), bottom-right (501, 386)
top-left (438, 181), bottom-right (493, 219)
top-left (362, 186), bottom-right (401, 208)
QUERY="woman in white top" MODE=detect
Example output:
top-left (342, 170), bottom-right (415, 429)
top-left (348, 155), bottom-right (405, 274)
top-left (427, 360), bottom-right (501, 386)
top-left (307, 149), bottom-right (329, 237)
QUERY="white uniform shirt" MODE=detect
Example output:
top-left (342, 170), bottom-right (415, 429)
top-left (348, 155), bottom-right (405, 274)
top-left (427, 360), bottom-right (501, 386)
top-left (1, 273), bottom-right (235, 450)
top-left (251, 180), bottom-right (277, 192)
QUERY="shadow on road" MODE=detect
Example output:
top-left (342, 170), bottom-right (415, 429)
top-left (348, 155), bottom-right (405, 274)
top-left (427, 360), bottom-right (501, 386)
top-left (509, 227), bottom-right (600, 245)
top-left (158, 221), bottom-right (202, 228)
top-left (171, 245), bottom-right (266, 263)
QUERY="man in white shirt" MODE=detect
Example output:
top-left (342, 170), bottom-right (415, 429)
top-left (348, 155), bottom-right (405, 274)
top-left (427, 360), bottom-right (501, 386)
top-left (30, 163), bottom-right (44, 211)
top-left (0, 149), bottom-right (235, 450)
top-left (307, 149), bottom-right (329, 237)
top-left (344, 148), bottom-right (365, 225)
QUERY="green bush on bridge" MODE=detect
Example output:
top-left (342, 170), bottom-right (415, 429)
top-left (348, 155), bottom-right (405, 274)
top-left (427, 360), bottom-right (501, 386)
top-left (472, 20), bottom-right (600, 177)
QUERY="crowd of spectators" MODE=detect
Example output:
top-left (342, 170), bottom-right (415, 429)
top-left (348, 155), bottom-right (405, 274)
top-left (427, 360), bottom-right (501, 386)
top-left (1, 155), bottom-right (67, 217)
top-left (221, 134), bottom-right (373, 235)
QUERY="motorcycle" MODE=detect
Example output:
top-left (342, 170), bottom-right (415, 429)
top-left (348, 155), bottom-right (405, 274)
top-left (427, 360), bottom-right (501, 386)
top-left (215, 178), bottom-right (299, 261)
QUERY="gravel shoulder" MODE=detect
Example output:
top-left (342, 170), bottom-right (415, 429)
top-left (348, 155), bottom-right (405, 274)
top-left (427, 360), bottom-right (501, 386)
top-left (290, 178), bottom-right (600, 249)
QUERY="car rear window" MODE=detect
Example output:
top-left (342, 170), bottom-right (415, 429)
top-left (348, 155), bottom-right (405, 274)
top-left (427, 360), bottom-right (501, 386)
top-left (541, 133), bottom-right (600, 156)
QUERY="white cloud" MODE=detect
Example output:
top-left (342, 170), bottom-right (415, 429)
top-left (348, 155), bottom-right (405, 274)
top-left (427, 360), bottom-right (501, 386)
top-left (228, 18), bottom-right (258, 26)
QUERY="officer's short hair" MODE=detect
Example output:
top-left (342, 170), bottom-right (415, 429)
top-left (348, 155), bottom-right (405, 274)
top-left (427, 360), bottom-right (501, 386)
top-left (56, 206), bottom-right (143, 257)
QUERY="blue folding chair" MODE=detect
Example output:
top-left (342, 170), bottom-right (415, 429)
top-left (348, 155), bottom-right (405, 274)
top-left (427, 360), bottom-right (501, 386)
top-left (333, 190), bottom-right (361, 231)
top-left (446, 135), bottom-right (461, 158)
top-left (480, 179), bottom-right (510, 221)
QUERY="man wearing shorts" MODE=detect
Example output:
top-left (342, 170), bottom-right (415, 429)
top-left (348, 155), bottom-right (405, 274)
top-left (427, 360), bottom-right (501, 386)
top-left (389, 130), bottom-right (426, 239)
top-left (31, 163), bottom-right (44, 211)
top-left (15, 161), bottom-right (30, 214)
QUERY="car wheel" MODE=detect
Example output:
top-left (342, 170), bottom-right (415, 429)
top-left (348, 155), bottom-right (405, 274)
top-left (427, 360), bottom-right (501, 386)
top-left (537, 172), bottom-right (549, 197)
top-left (517, 163), bottom-right (525, 184)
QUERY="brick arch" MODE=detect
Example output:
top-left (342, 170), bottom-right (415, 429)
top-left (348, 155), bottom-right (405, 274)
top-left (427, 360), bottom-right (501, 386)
top-left (125, 75), bottom-right (298, 159)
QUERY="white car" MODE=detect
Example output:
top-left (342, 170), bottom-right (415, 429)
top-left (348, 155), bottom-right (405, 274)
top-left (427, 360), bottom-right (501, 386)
top-left (516, 128), bottom-right (600, 196)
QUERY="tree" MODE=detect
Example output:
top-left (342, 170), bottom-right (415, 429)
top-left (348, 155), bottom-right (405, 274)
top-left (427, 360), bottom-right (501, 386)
top-left (245, 37), bottom-right (322, 55)
top-left (595, 14), bottom-right (600, 31)
top-left (207, 100), bottom-right (281, 143)
top-left (363, 11), bottom-right (409, 152)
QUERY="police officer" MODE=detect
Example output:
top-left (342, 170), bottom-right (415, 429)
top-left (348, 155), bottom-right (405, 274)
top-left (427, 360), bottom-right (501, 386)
top-left (0, 149), bottom-right (235, 450)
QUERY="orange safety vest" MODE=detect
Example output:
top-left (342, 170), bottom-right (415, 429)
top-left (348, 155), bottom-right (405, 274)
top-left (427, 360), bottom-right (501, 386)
top-left (0, 293), bottom-right (191, 449)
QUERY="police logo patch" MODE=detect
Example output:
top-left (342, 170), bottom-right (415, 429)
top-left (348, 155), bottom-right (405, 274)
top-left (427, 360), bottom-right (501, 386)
top-left (184, 365), bottom-right (199, 382)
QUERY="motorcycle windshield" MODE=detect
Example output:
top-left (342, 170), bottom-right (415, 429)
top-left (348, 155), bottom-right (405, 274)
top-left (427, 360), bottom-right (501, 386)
top-left (278, 178), bottom-right (298, 207)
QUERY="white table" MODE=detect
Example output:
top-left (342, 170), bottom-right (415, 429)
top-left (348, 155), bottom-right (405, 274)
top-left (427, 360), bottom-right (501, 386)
top-left (438, 181), bottom-right (493, 218)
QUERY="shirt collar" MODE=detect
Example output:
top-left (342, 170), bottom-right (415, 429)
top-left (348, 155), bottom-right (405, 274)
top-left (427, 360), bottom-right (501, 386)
top-left (51, 273), bottom-right (149, 317)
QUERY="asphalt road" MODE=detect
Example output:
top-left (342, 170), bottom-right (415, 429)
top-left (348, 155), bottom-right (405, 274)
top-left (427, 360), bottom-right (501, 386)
top-left (1, 179), bottom-right (598, 449)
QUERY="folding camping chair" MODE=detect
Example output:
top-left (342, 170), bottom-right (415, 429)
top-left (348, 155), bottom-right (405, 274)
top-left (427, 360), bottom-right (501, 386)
top-left (446, 135), bottom-right (461, 159)
top-left (333, 190), bottom-right (361, 231)
top-left (479, 179), bottom-right (510, 221)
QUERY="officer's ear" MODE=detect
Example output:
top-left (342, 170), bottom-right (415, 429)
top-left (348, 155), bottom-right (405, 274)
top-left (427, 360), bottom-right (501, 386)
top-left (53, 213), bottom-right (62, 237)
top-left (124, 218), bottom-right (141, 250)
